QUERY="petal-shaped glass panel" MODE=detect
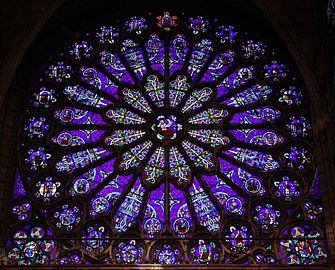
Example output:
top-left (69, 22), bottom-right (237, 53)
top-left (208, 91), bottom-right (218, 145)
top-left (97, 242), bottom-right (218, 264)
top-left (55, 147), bottom-right (111, 173)
top-left (99, 50), bottom-right (134, 84)
top-left (113, 177), bottom-right (145, 232)
top-left (68, 158), bottom-right (116, 197)
top-left (189, 178), bottom-right (220, 232)
top-left (169, 184), bottom-right (193, 238)
top-left (142, 184), bottom-right (165, 237)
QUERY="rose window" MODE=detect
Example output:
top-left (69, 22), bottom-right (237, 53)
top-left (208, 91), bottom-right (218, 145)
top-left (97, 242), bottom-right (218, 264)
top-left (6, 12), bottom-right (328, 266)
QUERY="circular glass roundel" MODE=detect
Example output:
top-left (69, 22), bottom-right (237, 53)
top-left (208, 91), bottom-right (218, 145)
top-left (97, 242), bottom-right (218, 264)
top-left (15, 12), bottom-right (327, 265)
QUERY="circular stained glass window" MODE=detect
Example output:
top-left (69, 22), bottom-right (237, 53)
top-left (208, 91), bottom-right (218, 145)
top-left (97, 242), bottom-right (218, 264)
top-left (7, 12), bottom-right (327, 265)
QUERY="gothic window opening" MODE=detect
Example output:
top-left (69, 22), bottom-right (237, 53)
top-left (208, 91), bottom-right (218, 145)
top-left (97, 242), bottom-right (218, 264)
top-left (3, 12), bottom-right (328, 266)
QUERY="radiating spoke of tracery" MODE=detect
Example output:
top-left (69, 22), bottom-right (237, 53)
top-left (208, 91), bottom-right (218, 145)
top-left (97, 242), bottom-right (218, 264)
top-left (7, 12), bottom-right (327, 266)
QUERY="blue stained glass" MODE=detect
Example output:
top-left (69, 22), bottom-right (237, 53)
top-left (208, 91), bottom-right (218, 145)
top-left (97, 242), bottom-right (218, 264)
top-left (279, 224), bottom-right (327, 264)
top-left (63, 85), bottom-right (112, 108)
top-left (54, 107), bottom-right (106, 125)
top-left (142, 184), bottom-right (165, 237)
top-left (46, 61), bottom-right (72, 83)
top-left (12, 200), bottom-right (31, 221)
top-left (200, 51), bottom-right (235, 83)
top-left (219, 158), bottom-right (266, 196)
top-left (188, 17), bottom-right (209, 34)
top-left (229, 129), bottom-right (284, 147)
top-left (169, 34), bottom-right (188, 75)
top-left (113, 178), bottom-right (145, 232)
top-left (286, 115), bottom-right (312, 138)
top-left (125, 17), bottom-right (147, 34)
top-left (31, 86), bottom-right (57, 108)
top-left (203, 175), bottom-right (245, 215)
top-left (264, 61), bottom-right (288, 82)
top-left (217, 66), bottom-right (255, 97)
top-left (51, 130), bottom-right (105, 147)
top-left (189, 178), bottom-right (220, 232)
top-left (309, 170), bottom-right (322, 199)
top-left (6, 223), bottom-right (56, 265)
top-left (221, 85), bottom-right (272, 107)
top-left (146, 34), bottom-right (165, 76)
top-left (99, 50), bottom-right (134, 84)
top-left (80, 66), bottom-right (118, 98)
top-left (278, 85), bottom-right (303, 106)
top-left (68, 158), bottom-right (116, 197)
top-left (241, 40), bottom-right (266, 60)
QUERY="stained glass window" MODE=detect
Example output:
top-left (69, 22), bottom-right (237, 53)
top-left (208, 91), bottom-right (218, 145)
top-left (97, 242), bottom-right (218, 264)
top-left (4, 12), bottom-right (328, 266)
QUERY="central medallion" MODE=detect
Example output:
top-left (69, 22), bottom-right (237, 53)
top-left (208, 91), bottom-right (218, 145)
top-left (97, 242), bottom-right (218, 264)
top-left (151, 115), bottom-right (183, 141)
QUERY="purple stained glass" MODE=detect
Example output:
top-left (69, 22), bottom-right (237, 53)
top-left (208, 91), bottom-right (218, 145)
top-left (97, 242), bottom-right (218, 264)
top-left (68, 40), bottom-right (93, 60)
top-left (229, 106), bottom-right (281, 124)
top-left (13, 170), bottom-right (26, 199)
top-left (54, 107), bottom-right (106, 125)
top-left (229, 129), bottom-right (284, 147)
top-left (169, 184), bottom-right (192, 237)
top-left (68, 158), bottom-right (116, 197)
top-left (52, 130), bottom-right (105, 147)
top-left (221, 84), bottom-right (272, 107)
top-left (142, 184), bottom-right (165, 237)
top-left (11, 12), bottom-right (326, 266)
top-left (146, 34), bottom-right (165, 76)
top-left (89, 174), bottom-right (133, 217)
top-left (200, 50), bottom-right (235, 83)
top-left (217, 66), bottom-right (255, 97)
top-left (187, 39), bottom-right (213, 81)
top-left (63, 85), bottom-right (112, 108)
top-left (189, 178), bottom-right (220, 232)
top-left (219, 158), bottom-right (265, 196)
top-left (169, 34), bottom-right (188, 75)
top-left (80, 66), bottom-right (119, 98)
top-left (121, 39), bottom-right (146, 80)
top-left (99, 50), bottom-right (134, 84)
top-left (215, 25), bottom-right (238, 43)
top-left (113, 178), bottom-right (145, 232)
top-left (278, 224), bottom-right (327, 264)
top-left (203, 174), bottom-right (245, 215)
top-left (55, 147), bottom-right (111, 173)
top-left (224, 147), bottom-right (280, 172)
